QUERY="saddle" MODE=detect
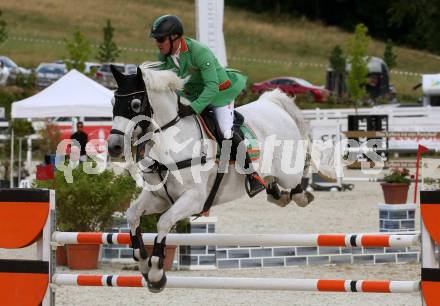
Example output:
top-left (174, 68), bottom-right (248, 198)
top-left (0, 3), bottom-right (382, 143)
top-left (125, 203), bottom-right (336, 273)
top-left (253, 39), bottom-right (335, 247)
top-left (199, 108), bottom-right (260, 162)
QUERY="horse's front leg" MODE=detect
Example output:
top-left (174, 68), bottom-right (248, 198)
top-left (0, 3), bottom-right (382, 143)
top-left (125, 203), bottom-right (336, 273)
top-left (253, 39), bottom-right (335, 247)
top-left (147, 189), bottom-right (204, 293)
top-left (126, 189), bottom-right (170, 279)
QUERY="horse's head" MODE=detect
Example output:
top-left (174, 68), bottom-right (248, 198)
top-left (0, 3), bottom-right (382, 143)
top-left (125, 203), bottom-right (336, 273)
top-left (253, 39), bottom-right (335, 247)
top-left (107, 63), bottom-right (185, 158)
top-left (108, 65), bottom-right (152, 158)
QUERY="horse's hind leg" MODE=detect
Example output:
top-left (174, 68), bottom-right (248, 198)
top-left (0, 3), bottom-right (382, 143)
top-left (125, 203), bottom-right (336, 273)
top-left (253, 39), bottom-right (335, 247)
top-left (266, 176), bottom-right (292, 207)
top-left (267, 176), bottom-right (314, 207)
top-left (290, 183), bottom-right (314, 207)
top-left (126, 190), bottom-right (170, 278)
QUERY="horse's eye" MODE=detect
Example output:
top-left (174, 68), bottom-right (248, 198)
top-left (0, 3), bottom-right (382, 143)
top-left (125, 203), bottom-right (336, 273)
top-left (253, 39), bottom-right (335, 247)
top-left (131, 98), bottom-right (142, 113)
top-left (111, 96), bottom-right (115, 106)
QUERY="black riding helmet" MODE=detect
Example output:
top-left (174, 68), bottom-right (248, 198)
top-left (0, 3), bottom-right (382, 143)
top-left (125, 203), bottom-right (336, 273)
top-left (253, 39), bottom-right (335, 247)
top-left (150, 15), bottom-right (184, 56)
top-left (150, 15), bottom-right (183, 38)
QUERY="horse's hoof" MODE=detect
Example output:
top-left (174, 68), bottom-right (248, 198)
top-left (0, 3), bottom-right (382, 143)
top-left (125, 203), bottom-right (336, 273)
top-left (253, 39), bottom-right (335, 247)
top-left (305, 191), bottom-right (314, 203)
top-left (147, 273), bottom-right (167, 293)
top-left (291, 191), bottom-right (314, 207)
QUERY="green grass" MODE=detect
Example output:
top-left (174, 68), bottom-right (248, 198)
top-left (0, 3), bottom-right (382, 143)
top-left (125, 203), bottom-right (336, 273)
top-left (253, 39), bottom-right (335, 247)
top-left (0, 0), bottom-right (437, 103)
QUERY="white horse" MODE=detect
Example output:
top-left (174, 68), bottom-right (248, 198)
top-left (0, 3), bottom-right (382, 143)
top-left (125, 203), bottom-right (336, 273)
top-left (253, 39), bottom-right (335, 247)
top-left (107, 63), bottom-right (336, 292)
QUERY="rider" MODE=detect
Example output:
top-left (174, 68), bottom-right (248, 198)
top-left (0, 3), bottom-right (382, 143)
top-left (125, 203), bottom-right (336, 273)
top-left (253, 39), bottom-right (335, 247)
top-left (149, 14), bottom-right (266, 196)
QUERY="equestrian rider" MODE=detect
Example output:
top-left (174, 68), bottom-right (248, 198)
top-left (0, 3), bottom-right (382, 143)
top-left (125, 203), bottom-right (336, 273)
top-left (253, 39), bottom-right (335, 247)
top-left (149, 14), bottom-right (266, 196)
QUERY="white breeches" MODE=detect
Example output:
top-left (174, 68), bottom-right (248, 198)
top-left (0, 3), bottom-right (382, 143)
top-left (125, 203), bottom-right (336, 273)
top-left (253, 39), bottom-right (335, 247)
top-left (213, 101), bottom-right (234, 139)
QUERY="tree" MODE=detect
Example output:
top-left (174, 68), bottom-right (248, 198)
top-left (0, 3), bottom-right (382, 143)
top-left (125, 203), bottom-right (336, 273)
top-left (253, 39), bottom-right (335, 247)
top-left (388, 0), bottom-right (440, 53)
top-left (0, 10), bottom-right (7, 45)
top-left (64, 29), bottom-right (92, 73)
top-left (347, 23), bottom-right (370, 109)
top-left (329, 45), bottom-right (346, 99)
top-left (97, 20), bottom-right (120, 63)
top-left (383, 39), bottom-right (397, 70)
top-left (11, 119), bottom-right (34, 138)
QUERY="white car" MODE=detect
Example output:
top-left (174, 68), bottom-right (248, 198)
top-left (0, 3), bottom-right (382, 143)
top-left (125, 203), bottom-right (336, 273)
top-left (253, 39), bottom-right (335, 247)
top-left (0, 56), bottom-right (32, 85)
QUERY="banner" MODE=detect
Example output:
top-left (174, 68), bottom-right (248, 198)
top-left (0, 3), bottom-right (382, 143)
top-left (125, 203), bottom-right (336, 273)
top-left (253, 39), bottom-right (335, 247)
top-left (195, 0), bottom-right (227, 67)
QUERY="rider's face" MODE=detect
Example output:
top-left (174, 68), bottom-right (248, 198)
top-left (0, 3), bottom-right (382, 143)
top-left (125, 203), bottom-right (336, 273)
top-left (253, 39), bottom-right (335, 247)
top-left (154, 35), bottom-right (180, 55)
top-left (155, 36), bottom-right (171, 55)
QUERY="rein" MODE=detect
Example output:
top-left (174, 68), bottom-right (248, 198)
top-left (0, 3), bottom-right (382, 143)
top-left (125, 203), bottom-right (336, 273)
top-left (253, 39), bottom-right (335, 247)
top-left (141, 112), bottom-right (209, 206)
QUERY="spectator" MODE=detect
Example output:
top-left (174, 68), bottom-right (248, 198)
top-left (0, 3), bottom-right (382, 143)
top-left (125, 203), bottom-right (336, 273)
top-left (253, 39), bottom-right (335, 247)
top-left (70, 121), bottom-right (88, 161)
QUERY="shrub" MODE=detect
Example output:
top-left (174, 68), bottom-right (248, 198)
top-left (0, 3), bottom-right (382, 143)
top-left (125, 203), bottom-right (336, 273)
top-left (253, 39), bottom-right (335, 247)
top-left (34, 167), bottom-right (139, 231)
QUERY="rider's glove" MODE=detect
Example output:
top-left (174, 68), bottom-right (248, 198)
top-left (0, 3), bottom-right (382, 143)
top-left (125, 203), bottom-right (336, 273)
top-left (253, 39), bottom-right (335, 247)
top-left (178, 104), bottom-right (195, 117)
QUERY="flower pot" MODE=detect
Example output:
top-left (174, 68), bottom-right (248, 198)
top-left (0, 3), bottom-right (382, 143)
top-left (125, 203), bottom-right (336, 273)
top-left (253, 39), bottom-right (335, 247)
top-left (56, 245), bottom-right (68, 266)
top-left (66, 244), bottom-right (100, 270)
top-left (381, 183), bottom-right (410, 204)
top-left (145, 245), bottom-right (177, 271)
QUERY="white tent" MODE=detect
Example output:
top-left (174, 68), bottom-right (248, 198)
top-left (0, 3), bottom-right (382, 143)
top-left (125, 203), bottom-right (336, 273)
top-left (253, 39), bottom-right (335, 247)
top-left (9, 69), bottom-right (114, 187)
top-left (11, 69), bottom-right (113, 118)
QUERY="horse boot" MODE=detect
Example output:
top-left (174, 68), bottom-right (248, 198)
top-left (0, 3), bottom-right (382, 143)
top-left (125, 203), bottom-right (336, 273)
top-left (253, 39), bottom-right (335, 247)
top-left (130, 227), bottom-right (148, 262)
top-left (147, 236), bottom-right (167, 293)
top-left (231, 131), bottom-right (266, 197)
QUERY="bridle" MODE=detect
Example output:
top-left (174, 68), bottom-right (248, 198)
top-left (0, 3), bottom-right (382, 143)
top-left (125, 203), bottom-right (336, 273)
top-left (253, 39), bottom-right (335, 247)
top-left (110, 88), bottom-right (222, 214)
top-left (110, 88), bottom-right (206, 165)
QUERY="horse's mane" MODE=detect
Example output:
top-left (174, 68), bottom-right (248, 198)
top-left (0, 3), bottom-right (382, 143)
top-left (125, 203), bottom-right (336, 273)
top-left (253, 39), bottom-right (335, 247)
top-left (139, 61), bottom-right (185, 92)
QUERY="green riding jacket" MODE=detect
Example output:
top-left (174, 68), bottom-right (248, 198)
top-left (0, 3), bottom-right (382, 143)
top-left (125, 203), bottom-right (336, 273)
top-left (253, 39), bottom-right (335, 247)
top-left (158, 37), bottom-right (247, 114)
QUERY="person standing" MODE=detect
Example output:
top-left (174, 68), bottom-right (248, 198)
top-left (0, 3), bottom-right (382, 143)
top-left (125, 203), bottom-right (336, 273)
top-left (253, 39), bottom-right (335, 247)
top-left (70, 121), bottom-right (88, 162)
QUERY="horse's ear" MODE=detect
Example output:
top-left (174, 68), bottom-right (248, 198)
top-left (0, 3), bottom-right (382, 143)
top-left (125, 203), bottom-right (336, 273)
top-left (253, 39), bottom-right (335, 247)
top-left (110, 65), bottom-right (124, 87)
top-left (135, 67), bottom-right (146, 89)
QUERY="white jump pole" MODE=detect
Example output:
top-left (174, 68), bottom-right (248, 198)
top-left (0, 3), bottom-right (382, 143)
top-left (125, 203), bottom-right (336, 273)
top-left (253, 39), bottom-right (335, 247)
top-left (52, 232), bottom-right (420, 248)
top-left (52, 274), bottom-right (420, 293)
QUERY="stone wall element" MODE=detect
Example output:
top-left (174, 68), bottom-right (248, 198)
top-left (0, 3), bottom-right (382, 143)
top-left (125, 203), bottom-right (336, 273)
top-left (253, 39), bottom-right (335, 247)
top-left (378, 203), bottom-right (416, 232)
top-left (100, 215), bottom-right (419, 270)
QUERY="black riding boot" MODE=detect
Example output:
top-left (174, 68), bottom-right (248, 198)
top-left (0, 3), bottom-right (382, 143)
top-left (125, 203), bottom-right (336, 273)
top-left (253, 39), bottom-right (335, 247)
top-left (231, 131), bottom-right (266, 197)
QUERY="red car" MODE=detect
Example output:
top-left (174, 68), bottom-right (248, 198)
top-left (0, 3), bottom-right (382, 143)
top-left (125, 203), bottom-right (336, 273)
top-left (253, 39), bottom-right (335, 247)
top-left (252, 77), bottom-right (329, 102)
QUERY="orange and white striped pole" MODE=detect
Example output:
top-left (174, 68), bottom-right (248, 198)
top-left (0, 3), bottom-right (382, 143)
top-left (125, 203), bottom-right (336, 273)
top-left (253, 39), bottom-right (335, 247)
top-left (52, 274), bottom-right (420, 293)
top-left (52, 232), bottom-right (419, 248)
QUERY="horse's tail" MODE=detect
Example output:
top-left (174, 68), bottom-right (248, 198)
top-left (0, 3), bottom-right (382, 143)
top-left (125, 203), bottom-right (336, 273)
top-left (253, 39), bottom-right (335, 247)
top-left (261, 89), bottom-right (338, 180)
top-left (260, 89), bottom-right (311, 140)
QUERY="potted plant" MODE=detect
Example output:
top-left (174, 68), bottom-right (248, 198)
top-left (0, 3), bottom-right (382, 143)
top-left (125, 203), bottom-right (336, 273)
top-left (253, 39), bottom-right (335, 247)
top-left (35, 166), bottom-right (138, 269)
top-left (381, 167), bottom-right (411, 204)
top-left (139, 214), bottom-right (189, 271)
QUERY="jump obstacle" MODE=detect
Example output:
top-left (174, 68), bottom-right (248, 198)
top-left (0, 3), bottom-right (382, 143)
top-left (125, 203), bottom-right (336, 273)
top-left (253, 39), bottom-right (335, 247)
top-left (52, 232), bottom-right (419, 248)
top-left (1, 188), bottom-right (440, 305)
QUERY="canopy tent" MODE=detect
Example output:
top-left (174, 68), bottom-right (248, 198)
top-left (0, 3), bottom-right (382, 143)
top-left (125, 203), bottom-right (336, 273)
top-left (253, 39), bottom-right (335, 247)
top-left (9, 69), bottom-right (114, 187)
top-left (11, 69), bottom-right (113, 118)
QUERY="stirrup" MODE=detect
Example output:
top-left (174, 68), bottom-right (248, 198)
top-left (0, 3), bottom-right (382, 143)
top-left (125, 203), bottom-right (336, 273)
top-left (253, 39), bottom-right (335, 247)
top-left (245, 173), bottom-right (266, 198)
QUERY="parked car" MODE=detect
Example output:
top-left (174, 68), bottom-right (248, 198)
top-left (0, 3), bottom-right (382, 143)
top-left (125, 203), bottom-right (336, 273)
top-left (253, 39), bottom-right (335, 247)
top-left (252, 77), bottom-right (330, 102)
top-left (0, 56), bottom-right (32, 85)
top-left (35, 63), bottom-right (67, 88)
top-left (0, 61), bottom-right (8, 86)
top-left (84, 62), bottom-right (101, 75)
top-left (53, 60), bottom-right (101, 75)
top-left (95, 63), bottom-right (137, 88)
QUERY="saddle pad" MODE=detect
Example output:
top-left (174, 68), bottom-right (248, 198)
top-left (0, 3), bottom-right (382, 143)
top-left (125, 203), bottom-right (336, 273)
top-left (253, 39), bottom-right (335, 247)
top-left (239, 124), bottom-right (260, 161)
top-left (198, 115), bottom-right (260, 161)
